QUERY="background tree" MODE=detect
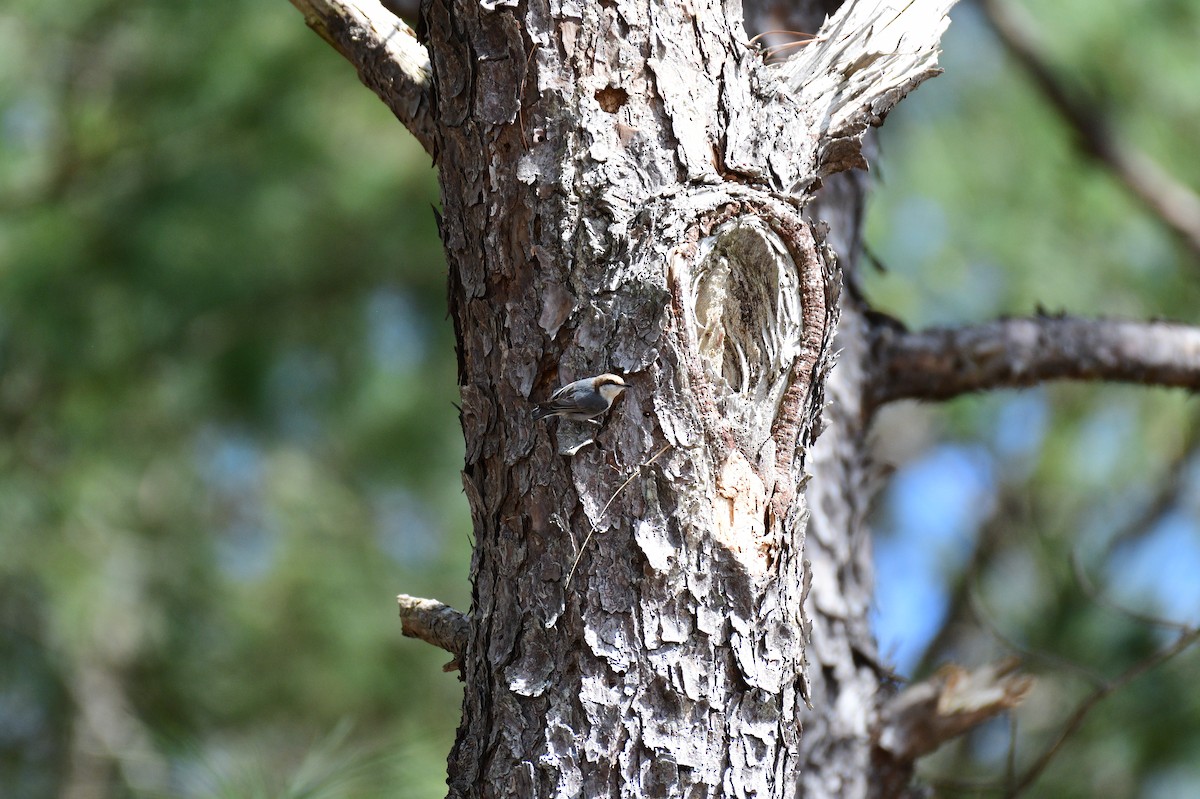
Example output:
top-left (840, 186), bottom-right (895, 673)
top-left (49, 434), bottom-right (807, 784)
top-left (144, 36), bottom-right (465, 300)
top-left (1, 0), bottom-right (1197, 797)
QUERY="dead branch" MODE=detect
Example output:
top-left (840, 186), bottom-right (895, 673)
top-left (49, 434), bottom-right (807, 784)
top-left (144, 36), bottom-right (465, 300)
top-left (978, 0), bottom-right (1200, 262)
top-left (1072, 550), bottom-right (1195, 635)
top-left (960, 587), bottom-right (1200, 796)
top-left (397, 593), bottom-right (470, 672)
top-left (877, 658), bottom-right (1034, 762)
top-left (286, 0), bottom-right (436, 155)
top-left (868, 315), bottom-right (1200, 410)
top-left (969, 591), bottom-right (1109, 689)
top-left (779, 0), bottom-right (958, 179)
top-left (911, 491), bottom-right (1015, 677)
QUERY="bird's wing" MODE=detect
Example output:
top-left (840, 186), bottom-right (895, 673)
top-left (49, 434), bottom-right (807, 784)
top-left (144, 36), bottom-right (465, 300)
top-left (548, 382), bottom-right (574, 402)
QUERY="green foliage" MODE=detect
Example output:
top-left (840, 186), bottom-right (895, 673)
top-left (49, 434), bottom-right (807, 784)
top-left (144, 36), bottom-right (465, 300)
top-left (0, 0), bottom-right (465, 796)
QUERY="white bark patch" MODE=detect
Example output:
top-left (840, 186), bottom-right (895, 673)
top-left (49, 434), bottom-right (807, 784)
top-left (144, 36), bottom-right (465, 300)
top-left (641, 589), bottom-right (694, 650)
top-left (541, 717), bottom-right (584, 798)
top-left (506, 664), bottom-right (554, 697)
top-left (634, 518), bottom-right (674, 572)
top-left (713, 451), bottom-right (771, 575)
top-left (584, 612), bottom-right (635, 673)
top-left (638, 682), bottom-right (711, 769)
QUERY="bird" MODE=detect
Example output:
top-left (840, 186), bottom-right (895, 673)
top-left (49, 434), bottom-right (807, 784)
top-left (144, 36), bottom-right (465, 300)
top-left (532, 373), bottom-right (629, 424)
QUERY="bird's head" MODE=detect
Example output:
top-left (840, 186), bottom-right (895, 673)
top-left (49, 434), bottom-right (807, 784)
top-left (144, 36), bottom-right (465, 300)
top-left (594, 373), bottom-right (628, 402)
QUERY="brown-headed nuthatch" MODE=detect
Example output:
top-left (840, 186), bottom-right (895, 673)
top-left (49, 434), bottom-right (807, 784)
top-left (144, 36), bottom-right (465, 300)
top-left (532, 373), bottom-right (629, 424)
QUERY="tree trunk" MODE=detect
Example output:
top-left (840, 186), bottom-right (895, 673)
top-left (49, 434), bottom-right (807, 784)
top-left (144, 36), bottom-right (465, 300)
top-left (424, 0), bottom-right (950, 795)
top-left (289, 0), bottom-right (954, 795)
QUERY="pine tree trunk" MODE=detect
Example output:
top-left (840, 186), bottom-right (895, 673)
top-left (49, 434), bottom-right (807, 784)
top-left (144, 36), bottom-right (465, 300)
top-left (296, 0), bottom-right (955, 794)
top-left (431, 4), bottom-right (825, 796)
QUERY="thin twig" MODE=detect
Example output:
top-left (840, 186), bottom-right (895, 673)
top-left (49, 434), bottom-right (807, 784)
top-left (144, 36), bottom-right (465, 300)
top-left (927, 776), bottom-right (1006, 794)
top-left (763, 38), bottom-right (826, 61)
top-left (928, 601), bottom-right (1200, 796)
top-left (913, 491), bottom-right (1016, 677)
top-left (969, 590), bottom-right (1108, 689)
top-left (518, 42), bottom-right (539, 151)
top-left (1071, 549), bottom-right (1196, 635)
top-left (565, 445), bottom-right (671, 589)
top-left (748, 28), bottom-right (818, 45)
top-left (1102, 410), bottom-right (1200, 556)
top-left (1007, 626), bottom-right (1200, 797)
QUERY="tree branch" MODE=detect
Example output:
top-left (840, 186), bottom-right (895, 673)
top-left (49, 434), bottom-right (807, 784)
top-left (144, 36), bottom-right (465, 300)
top-left (868, 315), bottom-right (1200, 409)
top-left (931, 577), bottom-right (1200, 795)
top-left (397, 594), bottom-right (469, 671)
top-left (978, 0), bottom-right (1200, 262)
top-left (778, 0), bottom-right (958, 178)
top-left (287, 0), bottom-right (437, 155)
top-left (876, 658), bottom-right (1034, 762)
top-left (911, 490), bottom-right (1014, 678)
top-left (1071, 550), bottom-right (1195, 636)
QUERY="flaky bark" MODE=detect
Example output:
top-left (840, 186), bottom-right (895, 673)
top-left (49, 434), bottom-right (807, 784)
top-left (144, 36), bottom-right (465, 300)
top-left (290, 0), bottom-right (955, 796)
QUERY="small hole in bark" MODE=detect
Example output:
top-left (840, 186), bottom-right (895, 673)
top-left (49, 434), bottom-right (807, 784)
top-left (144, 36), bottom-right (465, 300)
top-left (595, 85), bottom-right (629, 113)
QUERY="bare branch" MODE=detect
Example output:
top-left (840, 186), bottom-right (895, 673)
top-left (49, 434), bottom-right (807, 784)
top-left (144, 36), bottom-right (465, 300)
top-left (918, 439), bottom-right (1199, 676)
top-left (287, 0), bottom-right (437, 155)
top-left (778, 0), bottom-right (958, 178)
top-left (978, 0), bottom-right (1200, 262)
top-left (929, 592), bottom-right (1200, 795)
top-left (397, 594), bottom-right (469, 671)
top-left (912, 491), bottom-right (1014, 677)
top-left (869, 316), bottom-right (1200, 409)
top-left (877, 658), bottom-right (1034, 762)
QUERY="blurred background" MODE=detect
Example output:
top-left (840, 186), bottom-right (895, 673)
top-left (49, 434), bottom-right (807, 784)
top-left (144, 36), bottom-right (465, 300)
top-left (0, 0), bottom-right (1197, 797)
top-left (866, 1), bottom-right (1200, 796)
top-left (1, 0), bottom-right (466, 795)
